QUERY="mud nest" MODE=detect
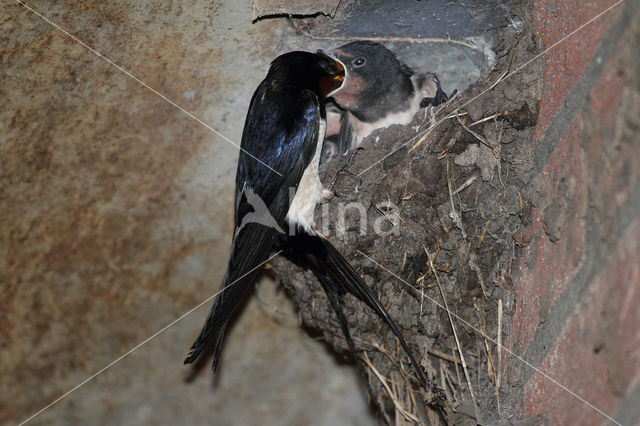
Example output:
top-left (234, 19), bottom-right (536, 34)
top-left (272, 5), bottom-right (543, 424)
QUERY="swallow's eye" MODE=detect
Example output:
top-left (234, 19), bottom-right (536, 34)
top-left (352, 57), bottom-right (365, 67)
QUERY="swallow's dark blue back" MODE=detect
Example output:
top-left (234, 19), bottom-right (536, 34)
top-left (235, 79), bottom-right (320, 226)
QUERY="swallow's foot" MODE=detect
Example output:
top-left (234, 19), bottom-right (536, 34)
top-left (321, 188), bottom-right (334, 202)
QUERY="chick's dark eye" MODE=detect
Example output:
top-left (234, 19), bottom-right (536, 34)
top-left (352, 57), bottom-right (365, 67)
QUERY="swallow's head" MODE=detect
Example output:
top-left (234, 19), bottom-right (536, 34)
top-left (268, 51), bottom-right (345, 99)
top-left (315, 50), bottom-right (346, 98)
top-left (326, 41), bottom-right (414, 120)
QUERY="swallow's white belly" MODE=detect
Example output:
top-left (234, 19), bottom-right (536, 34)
top-left (286, 119), bottom-right (327, 234)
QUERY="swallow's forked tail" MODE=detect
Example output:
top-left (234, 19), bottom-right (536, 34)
top-left (276, 231), bottom-right (429, 390)
top-left (184, 223), bottom-right (278, 370)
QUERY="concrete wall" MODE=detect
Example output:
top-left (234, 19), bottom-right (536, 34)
top-left (1, 2), bottom-right (373, 425)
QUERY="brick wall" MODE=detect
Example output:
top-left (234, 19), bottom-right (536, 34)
top-left (509, 1), bottom-right (640, 424)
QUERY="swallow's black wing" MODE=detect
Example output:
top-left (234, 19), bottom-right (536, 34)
top-left (184, 82), bottom-right (321, 368)
top-left (275, 231), bottom-right (429, 390)
top-left (235, 83), bottom-right (321, 217)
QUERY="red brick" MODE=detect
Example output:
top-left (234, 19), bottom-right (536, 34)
top-left (586, 56), bottom-right (625, 163)
top-left (532, 0), bottom-right (623, 141)
top-left (512, 114), bottom-right (587, 353)
top-left (585, 33), bottom-right (640, 219)
top-left (522, 219), bottom-right (640, 424)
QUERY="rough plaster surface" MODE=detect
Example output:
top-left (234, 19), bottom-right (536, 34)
top-left (0, 1), bottom-right (370, 425)
top-left (252, 0), bottom-right (341, 20)
top-left (2, 1), bottom-right (495, 425)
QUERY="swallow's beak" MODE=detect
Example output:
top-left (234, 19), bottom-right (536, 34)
top-left (317, 50), bottom-right (345, 84)
top-left (316, 50), bottom-right (346, 98)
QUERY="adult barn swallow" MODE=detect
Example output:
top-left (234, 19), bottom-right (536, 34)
top-left (184, 51), bottom-right (344, 370)
top-left (184, 49), bottom-right (428, 420)
top-left (322, 41), bottom-right (449, 161)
